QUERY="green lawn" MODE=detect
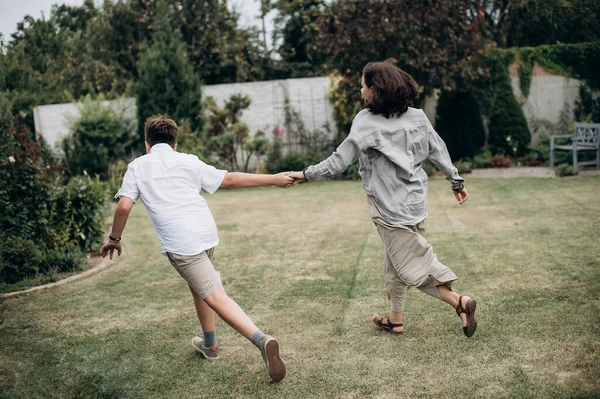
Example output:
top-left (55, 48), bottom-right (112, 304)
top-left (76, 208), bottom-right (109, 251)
top-left (1, 177), bottom-right (599, 399)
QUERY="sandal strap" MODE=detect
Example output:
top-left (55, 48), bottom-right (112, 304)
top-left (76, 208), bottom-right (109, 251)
top-left (456, 296), bottom-right (464, 316)
top-left (384, 316), bottom-right (403, 328)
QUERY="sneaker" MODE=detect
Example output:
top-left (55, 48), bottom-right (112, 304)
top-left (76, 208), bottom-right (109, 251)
top-left (259, 335), bottom-right (286, 382)
top-left (191, 336), bottom-right (219, 360)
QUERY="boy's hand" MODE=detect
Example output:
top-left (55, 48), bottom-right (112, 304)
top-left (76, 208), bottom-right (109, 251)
top-left (100, 241), bottom-right (122, 260)
top-left (454, 188), bottom-right (468, 205)
top-left (273, 172), bottom-right (295, 188)
top-left (289, 171), bottom-right (306, 186)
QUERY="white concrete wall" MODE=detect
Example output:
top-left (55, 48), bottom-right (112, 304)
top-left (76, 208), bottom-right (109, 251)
top-left (34, 77), bottom-right (336, 150)
top-left (33, 98), bottom-right (137, 149)
top-left (33, 73), bottom-right (586, 150)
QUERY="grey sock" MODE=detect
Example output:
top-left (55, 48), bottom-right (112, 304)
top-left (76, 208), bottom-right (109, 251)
top-left (203, 330), bottom-right (217, 348)
top-left (251, 330), bottom-right (265, 349)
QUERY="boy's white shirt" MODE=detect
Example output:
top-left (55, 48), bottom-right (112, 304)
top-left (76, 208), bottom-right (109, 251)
top-left (115, 143), bottom-right (227, 255)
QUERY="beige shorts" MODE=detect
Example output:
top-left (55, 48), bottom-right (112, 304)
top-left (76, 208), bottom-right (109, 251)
top-left (166, 248), bottom-right (222, 299)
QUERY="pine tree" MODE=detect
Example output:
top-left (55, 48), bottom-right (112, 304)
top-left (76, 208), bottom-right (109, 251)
top-left (135, 0), bottom-right (202, 145)
top-left (435, 89), bottom-right (486, 160)
top-left (488, 68), bottom-right (531, 156)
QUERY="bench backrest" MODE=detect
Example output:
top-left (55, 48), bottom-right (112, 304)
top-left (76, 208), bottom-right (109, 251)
top-left (573, 123), bottom-right (600, 146)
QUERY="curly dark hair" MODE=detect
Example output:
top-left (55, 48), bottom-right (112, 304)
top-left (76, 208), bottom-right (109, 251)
top-left (144, 115), bottom-right (178, 147)
top-left (363, 58), bottom-right (419, 118)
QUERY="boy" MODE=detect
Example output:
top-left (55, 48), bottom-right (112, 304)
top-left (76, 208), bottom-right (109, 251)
top-left (100, 115), bottom-right (291, 382)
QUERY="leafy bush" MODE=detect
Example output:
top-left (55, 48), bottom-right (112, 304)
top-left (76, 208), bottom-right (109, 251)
top-left (0, 122), bottom-right (106, 284)
top-left (472, 150), bottom-right (494, 168)
top-left (39, 246), bottom-right (85, 274)
top-left (62, 175), bottom-right (108, 252)
top-left (488, 67), bottom-right (531, 156)
top-left (435, 89), bottom-right (486, 160)
top-left (489, 155), bottom-right (512, 168)
top-left (62, 95), bottom-right (134, 180)
top-left (107, 159), bottom-right (129, 199)
top-left (455, 160), bottom-right (473, 174)
top-left (269, 152), bottom-right (321, 174)
top-left (0, 237), bottom-right (42, 284)
top-left (422, 160), bottom-right (438, 177)
top-left (555, 164), bottom-right (581, 177)
top-left (344, 161), bottom-right (361, 180)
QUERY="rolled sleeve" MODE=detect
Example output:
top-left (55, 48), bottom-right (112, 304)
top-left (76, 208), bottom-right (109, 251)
top-left (305, 129), bottom-right (366, 181)
top-left (115, 164), bottom-right (140, 203)
top-left (198, 159), bottom-right (227, 194)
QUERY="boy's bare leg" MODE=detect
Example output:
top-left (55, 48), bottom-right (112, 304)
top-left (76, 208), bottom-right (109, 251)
top-left (203, 286), bottom-right (258, 340)
top-left (437, 284), bottom-right (468, 327)
top-left (189, 284), bottom-right (216, 332)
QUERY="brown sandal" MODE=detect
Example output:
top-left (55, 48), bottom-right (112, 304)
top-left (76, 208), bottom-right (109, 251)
top-left (456, 296), bottom-right (477, 337)
top-left (373, 315), bottom-right (403, 334)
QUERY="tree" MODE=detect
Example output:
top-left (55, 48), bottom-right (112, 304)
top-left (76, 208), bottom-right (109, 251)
top-left (174, 0), bottom-right (267, 84)
top-left (476, 0), bottom-right (600, 48)
top-left (271, 0), bottom-right (329, 77)
top-left (322, 0), bottom-right (487, 93)
top-left (135, 0), bottom-right (202, 144)
top-left (322, 0), bottom-right (487, 142)
top-left (487, 67), bottom-right (531, 156)
top-left (435, 89), bottom-right (486, 160)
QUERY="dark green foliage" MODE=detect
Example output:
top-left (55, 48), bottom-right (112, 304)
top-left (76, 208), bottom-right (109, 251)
top-left (267, 152), bottom-right (321, 174)
top-left (517, 42), bottom-right (600, 90)
top-left (555, 164), bottom-right (581, 177)
top-left (455, 160), bottom-right (473, 174)
top-left (575, 84), bottom-right (600, 123)
top-left (0, 122), bottom-right (105, 284)
top-left (421, 160), bottom-right (438, 177)
top-left (488, 67), bottom-right (531, 156)
top-left (136, 0), bottom-right (202, 145)
top-left (0, 237), bottom-right (42, 284)
top-left (62, 96), bottom-right (134, 179)
top-left (39, 246), bottom-right (85, 274)
top-left (517, 62), bottom-right (532, 98)
top-left (472, 150), bottom-right (494, 168)
top-left (435, 89), bottom-right (486, 160)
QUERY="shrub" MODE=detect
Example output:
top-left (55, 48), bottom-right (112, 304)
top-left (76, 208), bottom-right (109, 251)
top-left (62, 95), bottom-right (134, 180)
top-left (455, 160), bottom-right (473, 174)
top-left (520, 153), bottom-right (542, 166)
top-left (489, 155), bottom-right (512, 168)
top-left (488, 68), bottom-right (531, 156)
top-left (107, 159), bottom-right (129, 199)
top-left (0, 237), bottom-right (42, 284)
top-left (472, 150), bottom-right (494, 168)
top-left (39, 246), bottom-right (85, 275)
top-left (269, 152), bottom-right (321, 174)
top-left (555, 164), bottom-right (581, 177)
top-left (61, 175), bottom-right (108, 253)
top-left (422, 160), bottom-right (438, 177)
top-left (435, 89), bottom-right (486, 160)
top-left (344, 161), bottom-right (361, 180)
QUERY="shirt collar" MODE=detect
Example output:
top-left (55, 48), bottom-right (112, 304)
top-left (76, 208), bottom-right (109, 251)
top-left (150, 143), bottom-right (174, 153)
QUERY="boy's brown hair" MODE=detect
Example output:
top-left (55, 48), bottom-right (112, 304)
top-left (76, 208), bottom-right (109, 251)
top-left (363, 58), bottom-right (419, 118)
top-left (144, 115), bottom-right (178, 147)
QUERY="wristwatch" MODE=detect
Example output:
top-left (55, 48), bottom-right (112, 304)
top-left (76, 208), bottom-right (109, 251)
top-left (108, 234), bottom-right (121, 243)
top-left (452, 182), bottom-right (465, 192)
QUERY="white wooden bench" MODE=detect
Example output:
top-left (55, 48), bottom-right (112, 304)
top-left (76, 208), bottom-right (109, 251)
top-left (550, 123), bottom-right (600, 168)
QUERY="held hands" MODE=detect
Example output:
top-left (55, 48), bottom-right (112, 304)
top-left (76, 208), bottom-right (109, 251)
top-left (454, 188), bottom-right (469, 205)
top-left (100, 241), bottom-right (122, 260)
top-left (273, 171), bottom-right (306, 188)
